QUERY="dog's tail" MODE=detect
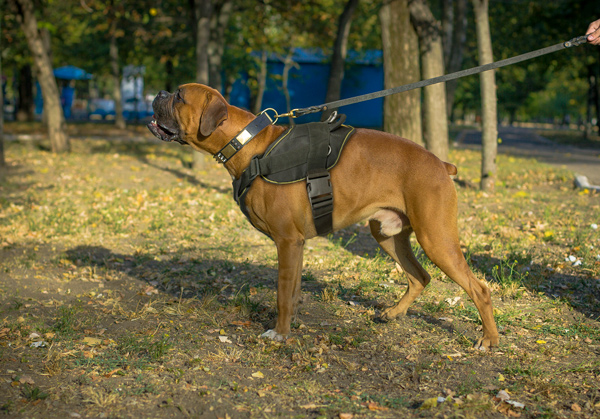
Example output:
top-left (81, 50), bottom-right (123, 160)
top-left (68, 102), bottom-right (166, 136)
top-left (443, 162), bottom-right (458, 177)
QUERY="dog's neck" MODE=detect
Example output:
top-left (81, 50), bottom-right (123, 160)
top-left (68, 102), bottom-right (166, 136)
top-left (202, 106), bottom-right (287, 180)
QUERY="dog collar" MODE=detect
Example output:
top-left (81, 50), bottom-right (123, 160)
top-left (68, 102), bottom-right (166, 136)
top-left (214, 111), bottom-right (274, 164)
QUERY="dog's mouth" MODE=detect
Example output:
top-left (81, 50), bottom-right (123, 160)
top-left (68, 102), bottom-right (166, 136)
top-left (147, 118), bottom-right (187, 145)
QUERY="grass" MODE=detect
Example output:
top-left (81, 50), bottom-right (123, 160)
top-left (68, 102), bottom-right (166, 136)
top-left (0, 126), bottom-right (599, 418)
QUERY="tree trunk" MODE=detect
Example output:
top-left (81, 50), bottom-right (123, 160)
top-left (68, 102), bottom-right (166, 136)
top-left (585, 66), bottom-right (595, 139)
top-left (0, 11), bottom-right (6, 173)
top-left (192, 0), bottom-right (213, 171)
top-left (109, 8), bottom-right (126, 130)
top-left (472, 0), bottom-right (497, 191)
top-left (165, 59), bottom-right (174, 92)
top-left (16, 64), bottom-right (34, 122)
top-left (281, 52), bottom-right (299, 126)
top-left (252, 51), bottom-right (268, 114)
top-left (14, 0), bottom-right (69, 152)
top-left (443, 0), bottom-right (467, 119)
top-left (409, 0), bottom-right (449, 161)
top-left (379, 0), bottom-right (422, 146)
top-left (321, 0), bottom-right (359, 121)
top-left (195, 0), bottom-right (212, 84)
top-left (208, 0), bottom-right (233, 90)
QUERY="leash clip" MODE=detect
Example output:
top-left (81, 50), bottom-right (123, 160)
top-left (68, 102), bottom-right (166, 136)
top-left (259, 108), bottom-right (279, 125)
top-left (564, 35), bottom-right (588, 47)
top-left (275, 105), bottom-right (328, 120)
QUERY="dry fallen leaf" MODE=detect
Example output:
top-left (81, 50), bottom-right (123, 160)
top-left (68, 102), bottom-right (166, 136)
top-left (19, 375), bottom-right (35, 385)
top-left (365, 402), bottom-right (388, 411)
top-left (218, 335), bottom-right (232, 343)
top-left (251, 371), bottom-right (264, 379)
top-left (82, 337), bottom-right (102, 346)
top-left (300, 403), bottom-right (324, 409)
top-left (231, 321), bottom-right (252, 327)
top-left (571, 403), bottom-right (582, 412)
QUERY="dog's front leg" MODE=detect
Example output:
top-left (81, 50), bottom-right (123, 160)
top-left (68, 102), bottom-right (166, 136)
top-left (261, 237), bottom-right (305, 341)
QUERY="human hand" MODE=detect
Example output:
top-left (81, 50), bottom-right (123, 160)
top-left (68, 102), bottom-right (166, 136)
top-left (586, 18), bottom-right (600, 45)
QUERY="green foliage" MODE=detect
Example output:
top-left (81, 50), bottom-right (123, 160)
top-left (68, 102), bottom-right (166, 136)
top-left (2, 0), bottom-right (596, 123)
top-left (21, 384), bottom-right (49, 401)
top-left (118, 333), bottom-right (172, 362)
top-left (53, 306), bottom-right (80, 337)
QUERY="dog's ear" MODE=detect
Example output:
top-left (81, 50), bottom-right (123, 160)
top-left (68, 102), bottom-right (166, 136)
top-left (200, 93), bottom-right (228, 137)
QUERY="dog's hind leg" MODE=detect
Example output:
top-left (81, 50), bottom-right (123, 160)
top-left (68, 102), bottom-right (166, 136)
top-left (369, 221), bottom-right (431, 319)
top-left (413, 220), bottom-right (499, 350)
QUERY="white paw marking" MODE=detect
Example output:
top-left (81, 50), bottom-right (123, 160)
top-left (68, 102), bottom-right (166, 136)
top-left (261, 329), bottom-right (284, 341)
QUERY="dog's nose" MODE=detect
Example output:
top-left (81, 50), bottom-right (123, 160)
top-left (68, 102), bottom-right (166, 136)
top-left (157, 90), bottom-right (170, 99)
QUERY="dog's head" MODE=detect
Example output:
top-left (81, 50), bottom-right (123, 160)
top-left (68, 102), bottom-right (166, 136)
top-left (147, 83), bottom-right (228, 148)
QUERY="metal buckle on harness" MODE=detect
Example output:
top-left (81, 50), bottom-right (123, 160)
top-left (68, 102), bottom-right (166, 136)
top-left (306, 170), bottom-right (333, 218)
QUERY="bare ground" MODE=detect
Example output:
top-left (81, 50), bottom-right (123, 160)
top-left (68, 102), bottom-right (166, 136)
top-left (0, 125), bottom-right (599, 418)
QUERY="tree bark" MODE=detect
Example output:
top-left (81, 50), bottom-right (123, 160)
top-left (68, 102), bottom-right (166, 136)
top-left (252, 51), bottom-right (268, 114)
top-left (321, 0), bottom-right (359, 121)
top-left (443, 0), bottom-right (468, 119)
top-left (192, 0), bottom-right (213, 170)
top-left (208, 0), bottom-right (233, 90)
top-left (281, 52), bottom-right (299, 126)
top-left (16, 65), bottom-right (34, 122)
top-left (472, 0), bottom-right (497, 191)
top-left (195, 0), bottom-right (212, 85)
top-left (0, 10), bottom-right (6, 173)
top-left (14, 0), bottom-right (69, 152)
top-left (409, 0), bottom-right (449, 161)
top-left (109, 5), bottom-right (126, 130)
top-left (379, 0), bottom-right (422, 146)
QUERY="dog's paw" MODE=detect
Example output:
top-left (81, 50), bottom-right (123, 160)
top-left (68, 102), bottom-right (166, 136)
top-left (474, 336), bottom-right (498, 351)
top-left (379, 306), bottom-right (404, 321)
top-left (260, 329), bottom-right (285, 342)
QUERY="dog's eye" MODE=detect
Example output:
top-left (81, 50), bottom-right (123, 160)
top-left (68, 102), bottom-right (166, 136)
top-left (175, 91), bottom-right (184, 103)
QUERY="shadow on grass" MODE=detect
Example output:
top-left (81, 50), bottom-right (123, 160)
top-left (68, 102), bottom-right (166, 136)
top-left (330, 226), bottom-right (600, 323)
top-left (469, 252), bottom-right (600, 320)
top-left (63, 244), bottom-right (283, 328)
top-left (138, 156), bottom-right (230, 194)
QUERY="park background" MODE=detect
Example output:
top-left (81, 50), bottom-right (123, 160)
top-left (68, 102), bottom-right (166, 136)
top-left (1, 1), bottom-right (600, 418)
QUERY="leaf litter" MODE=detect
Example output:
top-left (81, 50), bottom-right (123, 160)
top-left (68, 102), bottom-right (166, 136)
top-left (0, 134), bottom-right (599, 417)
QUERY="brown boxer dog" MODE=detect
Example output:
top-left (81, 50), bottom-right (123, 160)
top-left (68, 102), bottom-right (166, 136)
top-left (148, 83), bottom-right (499, 350)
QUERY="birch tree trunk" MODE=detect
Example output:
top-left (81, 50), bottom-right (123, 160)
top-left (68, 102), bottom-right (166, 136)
top-left (321, 0), bottom-right (359, 121)
top-left (13, 0), bottom-right (69, 153)
top-left (379, 0), bottom-right (422, 146)
top-left (472, 0), bottom-right (497, 191)
top-left (409, 0), bottom-right (449, 161)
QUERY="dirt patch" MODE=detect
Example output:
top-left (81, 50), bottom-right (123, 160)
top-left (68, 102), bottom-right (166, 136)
top-left (1, 129), bottom-right (599, 418)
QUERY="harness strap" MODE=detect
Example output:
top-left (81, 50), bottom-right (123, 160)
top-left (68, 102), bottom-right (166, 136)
top-left (233, 117), bottom-right (347, 237)
top-left (306, 123), bottom-right (334, 236)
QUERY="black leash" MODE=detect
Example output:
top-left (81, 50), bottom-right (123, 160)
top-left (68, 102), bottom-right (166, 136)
top-left (278, 35), bottom-right (589, 119)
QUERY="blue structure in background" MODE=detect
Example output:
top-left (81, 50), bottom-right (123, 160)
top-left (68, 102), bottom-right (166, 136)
top-left (54, 66), bottom-right (93, 81)
top-left (35, 66), bottom-right (93, 118)
top-left (33, 53), bottom-right (385, 127)
top-left (230, 49), bottom-right (384, 128)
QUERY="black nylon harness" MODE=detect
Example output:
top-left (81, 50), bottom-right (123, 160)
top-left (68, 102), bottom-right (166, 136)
top-left (231, 114), bottom-right (355, 237)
